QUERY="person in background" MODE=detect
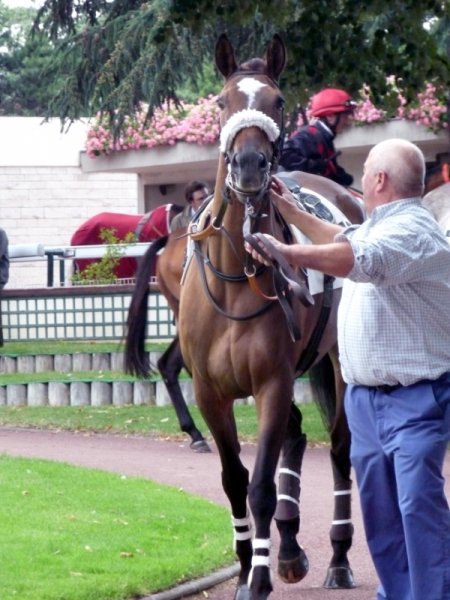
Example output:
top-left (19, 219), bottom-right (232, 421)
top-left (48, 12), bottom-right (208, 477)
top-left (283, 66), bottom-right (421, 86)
top-left (279, 87), bottom-right (356, 187)
top-left (170, 180), bottom-right (210, 232)
top-left (246, 138), bottom-right (450, 600)
top-left (0, 228), bottom-right (9, 290)
top-left (0, 227), bottom-right (10, 347)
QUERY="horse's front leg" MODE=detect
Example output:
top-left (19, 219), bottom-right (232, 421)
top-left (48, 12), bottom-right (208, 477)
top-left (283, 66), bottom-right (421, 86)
top-left (195, 388), bottom-right (253, 600)
top-left (246, 384), bottom-right (293, 600)
top-left (274, 402), bottom-right (309, 583)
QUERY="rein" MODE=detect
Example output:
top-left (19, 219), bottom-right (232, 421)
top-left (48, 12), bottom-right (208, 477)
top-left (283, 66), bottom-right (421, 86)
top-left (189, 184), bottom-right (314, 339)
top-left (193, 239), bottom-right (275, 322)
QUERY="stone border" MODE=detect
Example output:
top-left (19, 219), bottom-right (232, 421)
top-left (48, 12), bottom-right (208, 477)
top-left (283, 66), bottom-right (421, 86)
top-left (0, 378), bottom-right (312, 408)
top-left (0, 352), bottom-right (313, 407)
top-left (0, 351), bottom-right (132, 374)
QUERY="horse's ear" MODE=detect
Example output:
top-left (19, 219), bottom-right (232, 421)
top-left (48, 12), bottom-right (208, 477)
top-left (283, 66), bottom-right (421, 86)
top-left (266, 34), bottom-right (287, 82)
top-left (215, 33), bottom-right (238, 79)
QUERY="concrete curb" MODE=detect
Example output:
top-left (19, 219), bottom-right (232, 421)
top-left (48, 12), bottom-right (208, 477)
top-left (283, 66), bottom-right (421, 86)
top-left (0, 351), bottom-right (314, 406)
top-left (145, 563), bottom-right (240, 600)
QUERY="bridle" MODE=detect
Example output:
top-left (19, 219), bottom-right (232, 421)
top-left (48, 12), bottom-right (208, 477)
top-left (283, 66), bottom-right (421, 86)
top-left (188, 74), bottom-right (312, 338)
top-left (220, 106), bottom-right (282, 201)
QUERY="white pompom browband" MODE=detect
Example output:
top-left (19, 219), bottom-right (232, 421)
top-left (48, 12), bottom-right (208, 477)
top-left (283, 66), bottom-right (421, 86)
top-left (219, 109), bottom-right (280, 153)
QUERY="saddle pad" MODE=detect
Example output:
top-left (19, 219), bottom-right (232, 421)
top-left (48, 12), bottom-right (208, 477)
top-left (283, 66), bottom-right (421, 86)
top-left (290, 187), bottom-right (346, 296)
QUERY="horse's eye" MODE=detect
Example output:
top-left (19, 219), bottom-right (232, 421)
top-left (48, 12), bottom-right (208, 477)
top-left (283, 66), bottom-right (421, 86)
top-left (276, 96), bottom-right (285, 111)
top-left (217, 97), bottom-right (225, 110)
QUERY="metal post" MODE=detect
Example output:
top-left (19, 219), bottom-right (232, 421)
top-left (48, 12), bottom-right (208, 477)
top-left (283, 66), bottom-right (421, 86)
top-left (46, 252), bottom-right (54, 287)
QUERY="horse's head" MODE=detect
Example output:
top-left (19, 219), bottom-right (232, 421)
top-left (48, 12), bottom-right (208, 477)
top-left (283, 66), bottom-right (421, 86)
top-left (215, 34), bottom-right (286, 204)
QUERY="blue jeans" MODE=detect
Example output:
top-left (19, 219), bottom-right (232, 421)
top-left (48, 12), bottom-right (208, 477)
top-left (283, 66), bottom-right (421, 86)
top-left (345, 374), bottom-right (450, 600)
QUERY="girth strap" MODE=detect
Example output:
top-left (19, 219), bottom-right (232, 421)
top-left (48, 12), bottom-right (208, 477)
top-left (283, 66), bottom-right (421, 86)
top-left (296, 273), bottom-right (334, 374)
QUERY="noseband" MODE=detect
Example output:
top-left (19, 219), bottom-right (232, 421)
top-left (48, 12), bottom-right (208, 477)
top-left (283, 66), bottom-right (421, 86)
top-left (220, 108), bottom-right (281, 199)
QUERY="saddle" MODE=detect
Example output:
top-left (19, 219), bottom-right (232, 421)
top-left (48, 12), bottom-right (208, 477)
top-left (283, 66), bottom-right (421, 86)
top-left (277, 174), bottom-right (347, 225)
top-left (273, 175), bottom-right (347, 371)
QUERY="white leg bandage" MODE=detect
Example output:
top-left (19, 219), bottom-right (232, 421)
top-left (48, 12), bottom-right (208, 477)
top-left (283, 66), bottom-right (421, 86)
top-left (231, 512), bottom-right (253, 548)
top-left (248, 537), bottom-right (272, 587)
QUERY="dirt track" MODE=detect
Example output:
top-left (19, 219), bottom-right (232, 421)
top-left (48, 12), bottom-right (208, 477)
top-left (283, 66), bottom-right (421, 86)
top-left (0, 427), bottom-right (448, 600)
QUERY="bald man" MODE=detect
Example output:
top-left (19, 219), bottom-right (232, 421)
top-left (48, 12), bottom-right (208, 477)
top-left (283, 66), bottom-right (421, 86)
top-left (246, 139), bottom-right (450, 600)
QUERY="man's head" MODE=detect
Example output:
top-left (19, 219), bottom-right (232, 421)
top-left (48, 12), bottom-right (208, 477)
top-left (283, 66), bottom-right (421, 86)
top-left (311, 88), bottom-right (356, 134)
top-left (362, 139), bottom-right (425, 214)
top-left (185, 180), bottom-right (209, 211)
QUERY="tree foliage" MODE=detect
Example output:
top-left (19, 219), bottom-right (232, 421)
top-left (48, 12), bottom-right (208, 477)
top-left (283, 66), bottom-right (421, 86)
top-left (27, 0), bottom-right (450, 133)
top-left (0, 2), bottom-right (63, 115)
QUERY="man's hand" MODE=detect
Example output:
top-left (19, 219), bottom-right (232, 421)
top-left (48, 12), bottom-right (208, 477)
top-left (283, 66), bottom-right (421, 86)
top-left (244, 233), bottom-right (287, 266)
top-left (270, 176), bottom-right (305, 221)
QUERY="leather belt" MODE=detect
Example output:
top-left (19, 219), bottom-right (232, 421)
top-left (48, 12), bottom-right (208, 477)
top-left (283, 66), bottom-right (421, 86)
top-left (374, 384), bottom-right (401, 394)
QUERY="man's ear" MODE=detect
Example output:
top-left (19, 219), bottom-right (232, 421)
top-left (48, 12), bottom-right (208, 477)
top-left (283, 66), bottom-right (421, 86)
top-left (376, 171), bottom-right (387, 190)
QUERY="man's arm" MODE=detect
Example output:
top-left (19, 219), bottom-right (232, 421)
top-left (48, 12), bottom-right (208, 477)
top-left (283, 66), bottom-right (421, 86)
top-left (283, 240), bottom-right (354, 277)
top-left (245, 234), bottom-right (354, 279)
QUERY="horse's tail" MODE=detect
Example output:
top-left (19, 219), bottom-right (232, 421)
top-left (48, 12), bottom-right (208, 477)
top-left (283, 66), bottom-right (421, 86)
top-left (308, 354), bottom-right (337, 433)
top-left (124, 236), bottom-right (169, 378)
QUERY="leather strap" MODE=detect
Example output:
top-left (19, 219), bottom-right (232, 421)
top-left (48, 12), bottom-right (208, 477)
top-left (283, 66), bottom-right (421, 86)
top-left (193, 240), bottom-right (275, 321)
top-left (296, 274), bottom-right (334, 374)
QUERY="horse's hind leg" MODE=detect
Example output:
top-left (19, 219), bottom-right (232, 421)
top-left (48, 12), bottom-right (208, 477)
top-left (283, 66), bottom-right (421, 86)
top-left (157, 337), bottom-right (210, 453)
top-left (310, 352), bottom-right (355, 589)
top-left (274, 402), bottom-right (309, 583)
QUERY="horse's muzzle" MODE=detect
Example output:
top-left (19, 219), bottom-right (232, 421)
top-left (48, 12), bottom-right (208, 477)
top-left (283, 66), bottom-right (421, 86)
top-left (227, 150), bottom-right (272, 198)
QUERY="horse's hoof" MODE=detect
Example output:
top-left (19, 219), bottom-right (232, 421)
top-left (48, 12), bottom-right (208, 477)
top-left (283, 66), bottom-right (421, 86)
top-left (323, 566), bottom-right (356, 589)
top-left (278, 550), bottom-right (309, 583)
top-left (234, 583), bottom-right (251, 600)
top-left (190, 439), bottom-right (212, 453)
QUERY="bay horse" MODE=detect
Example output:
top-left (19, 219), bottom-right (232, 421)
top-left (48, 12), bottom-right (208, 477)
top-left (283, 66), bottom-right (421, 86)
top-left (71, 203), bottom-right (182, 279)
top-left (126, 34), bottom-right (365, 598)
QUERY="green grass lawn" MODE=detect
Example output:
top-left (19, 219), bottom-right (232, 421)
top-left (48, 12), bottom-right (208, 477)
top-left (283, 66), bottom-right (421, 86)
top-left (0, 403), bottom-right (329, 444)
top-left (0, 456), bottom-right (234, 600)
top-left (0, 403), bottom-right (328, 600)
top-left (0, 342), bottom-right (329, 599)
top-left (0, 344), bottom-right (330, 599)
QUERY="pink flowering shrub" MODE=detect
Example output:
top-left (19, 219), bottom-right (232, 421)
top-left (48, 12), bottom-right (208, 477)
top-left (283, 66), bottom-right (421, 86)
top-left (86, 81), bottom-right (447, 158)
top-left (86, 95), bottom-right (221, 158)
top-left (353, 77), bottom-right (447, 133)
top-left (353, 83), bottom-right (387, 124)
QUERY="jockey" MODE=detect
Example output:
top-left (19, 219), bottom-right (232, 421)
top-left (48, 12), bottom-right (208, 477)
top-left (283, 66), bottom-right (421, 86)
top-left (279, 88), bottom-right (356, 187)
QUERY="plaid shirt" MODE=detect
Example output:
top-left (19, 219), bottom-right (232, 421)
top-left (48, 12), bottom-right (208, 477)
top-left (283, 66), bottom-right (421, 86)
top-left (336, 198), bottom-right (450, 386)
top-left (280, 120), bottom-right (353, 187)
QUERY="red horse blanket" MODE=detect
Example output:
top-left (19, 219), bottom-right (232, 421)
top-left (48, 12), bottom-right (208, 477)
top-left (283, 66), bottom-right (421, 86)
top-left (71, 204), bottom-right (173, 279)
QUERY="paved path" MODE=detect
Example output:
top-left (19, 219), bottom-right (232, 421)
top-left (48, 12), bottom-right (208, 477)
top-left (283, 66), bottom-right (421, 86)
top-left (0, 427), bottom-right (448, 600)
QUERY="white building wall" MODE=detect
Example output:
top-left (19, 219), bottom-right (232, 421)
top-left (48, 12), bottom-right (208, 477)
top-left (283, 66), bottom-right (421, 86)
top-left (1, 117), bottom-right (447, 289)
top-left (0, 118), bottom-right (137, 288)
